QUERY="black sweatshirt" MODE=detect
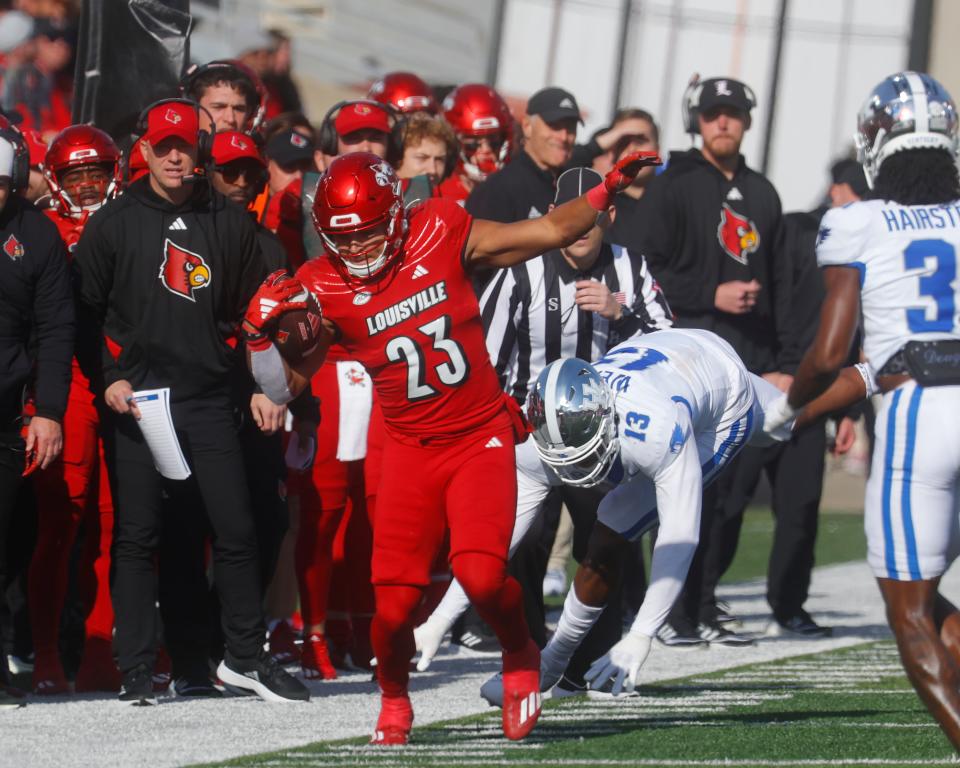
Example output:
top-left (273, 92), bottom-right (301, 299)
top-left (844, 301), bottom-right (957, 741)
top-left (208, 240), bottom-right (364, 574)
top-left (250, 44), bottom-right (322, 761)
top-left (74, 177), bottom-right (265, 402)
top-left (0, 195), bottom-right (73, 422)
top-left (637, 148), bottom-right (799, 374)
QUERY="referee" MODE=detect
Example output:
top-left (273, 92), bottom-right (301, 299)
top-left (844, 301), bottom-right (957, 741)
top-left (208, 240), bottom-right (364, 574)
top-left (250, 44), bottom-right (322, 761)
top-left (479, 167), bottom-right (672, 691)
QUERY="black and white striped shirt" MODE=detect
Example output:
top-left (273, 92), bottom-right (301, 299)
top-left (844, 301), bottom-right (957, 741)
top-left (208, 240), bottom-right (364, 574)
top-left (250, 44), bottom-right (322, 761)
top-left (480, 243), bottom-right (672, 404)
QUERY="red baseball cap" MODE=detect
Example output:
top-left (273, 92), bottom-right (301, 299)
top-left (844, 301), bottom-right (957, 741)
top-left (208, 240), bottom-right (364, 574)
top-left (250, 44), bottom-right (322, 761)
top-left (212, 131), bottom-right (265, 167)
top-left (334, 101), bottom-right (390, 138)
top-left (142, 101), bottom-right (199, 147)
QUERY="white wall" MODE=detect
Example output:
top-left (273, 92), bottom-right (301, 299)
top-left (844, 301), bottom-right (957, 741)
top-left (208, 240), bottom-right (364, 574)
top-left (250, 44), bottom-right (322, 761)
top-left (495, 0), bottom-right (911, 211)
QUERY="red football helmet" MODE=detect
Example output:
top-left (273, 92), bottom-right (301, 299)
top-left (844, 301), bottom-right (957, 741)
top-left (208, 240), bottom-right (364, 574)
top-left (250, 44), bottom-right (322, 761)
top-left (43, 125), bottom-right (121, 215)
top-left (312, 152), bottom-right (407, 282)
top-left (368, 71), bottom-right (437, 115)
top-left (441, 84), bottom-right (513, 182)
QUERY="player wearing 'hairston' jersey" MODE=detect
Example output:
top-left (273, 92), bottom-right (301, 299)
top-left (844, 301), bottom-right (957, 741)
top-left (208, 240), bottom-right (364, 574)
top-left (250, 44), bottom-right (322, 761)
top-left (768, 71), bottom-right (960, 752)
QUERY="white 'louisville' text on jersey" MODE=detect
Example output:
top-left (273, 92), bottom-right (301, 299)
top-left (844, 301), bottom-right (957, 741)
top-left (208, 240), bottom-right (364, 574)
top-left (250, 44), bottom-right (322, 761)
top-left (817, 199), bottom-right (960, 370)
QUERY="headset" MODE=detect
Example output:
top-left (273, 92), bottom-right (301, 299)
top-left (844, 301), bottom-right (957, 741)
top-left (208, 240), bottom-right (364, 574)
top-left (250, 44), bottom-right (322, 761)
top-left (179, 59), bottom-right (267, 134)
top-left (318, 99), bottom-right (457, 179)
top-left (135, 98), bottom-right (215, 170)
top-left (681, 73), bottom-right (757, 136)
top-left (316, 99), bottom-right (404, 159)
top-left (0, 124), bottom-right (30, 193)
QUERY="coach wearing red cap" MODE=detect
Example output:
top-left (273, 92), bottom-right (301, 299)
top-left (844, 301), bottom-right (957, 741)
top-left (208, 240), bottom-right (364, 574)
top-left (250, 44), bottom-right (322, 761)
top-left (74, 100), bottom-right (308, 705)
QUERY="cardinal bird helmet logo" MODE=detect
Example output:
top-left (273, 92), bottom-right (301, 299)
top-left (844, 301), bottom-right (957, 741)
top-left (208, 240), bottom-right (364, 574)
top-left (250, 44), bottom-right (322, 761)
top-left (159, 238), bottom-right (212, 301)
top-left (717, 203), bottom-right (760, 265)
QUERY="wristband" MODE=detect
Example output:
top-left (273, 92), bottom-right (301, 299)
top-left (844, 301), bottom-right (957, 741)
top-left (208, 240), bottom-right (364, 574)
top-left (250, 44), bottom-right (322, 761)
top-left (854, 362), bottom-right (878, 398)
top-left (586, 183), bottom-right (614, 212)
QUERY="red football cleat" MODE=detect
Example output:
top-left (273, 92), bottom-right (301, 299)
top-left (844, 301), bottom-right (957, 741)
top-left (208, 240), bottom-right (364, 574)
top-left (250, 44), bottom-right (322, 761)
top-left (268, 620), bottom-right (300, 665)
top-left (501, 639), bottom-right (541, 740)
top-left (370, 694), bottom-right (413, 746)
top-left (301, 633), bottom-right (337, 680)
top-left (32, 651), bottom-right (70, 696)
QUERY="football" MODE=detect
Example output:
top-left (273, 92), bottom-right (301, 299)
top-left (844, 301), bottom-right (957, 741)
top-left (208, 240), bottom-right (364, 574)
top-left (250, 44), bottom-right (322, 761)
top-left (273, 286), bottom-right (325, 364)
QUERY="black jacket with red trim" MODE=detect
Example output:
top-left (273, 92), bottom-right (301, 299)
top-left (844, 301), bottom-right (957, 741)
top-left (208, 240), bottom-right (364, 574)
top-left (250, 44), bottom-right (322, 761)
top-left (74, 177), bottom-right (265, 402)
top-left (0, 195), bottom-right (73, 423)
top-left (636, 148), bottom-right (799, 374)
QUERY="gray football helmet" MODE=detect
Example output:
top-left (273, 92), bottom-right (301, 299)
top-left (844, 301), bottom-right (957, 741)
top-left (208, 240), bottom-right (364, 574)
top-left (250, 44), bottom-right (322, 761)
top-left (856, 71), bottom-right (959, 186)
top-left (527, 358), bottom-right (619, 487)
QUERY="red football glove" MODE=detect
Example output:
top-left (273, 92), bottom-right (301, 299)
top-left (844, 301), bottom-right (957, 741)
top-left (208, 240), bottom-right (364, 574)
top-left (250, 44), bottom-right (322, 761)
top-left (242, 270), bottom-right (309, 351)
top-left (586, 150), bottom-right (663, 211)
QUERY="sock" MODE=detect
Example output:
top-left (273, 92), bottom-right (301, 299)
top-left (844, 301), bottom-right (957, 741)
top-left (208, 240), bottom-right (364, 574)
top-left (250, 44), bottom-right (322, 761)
top-left (542, 587), bottom-right (604, 677)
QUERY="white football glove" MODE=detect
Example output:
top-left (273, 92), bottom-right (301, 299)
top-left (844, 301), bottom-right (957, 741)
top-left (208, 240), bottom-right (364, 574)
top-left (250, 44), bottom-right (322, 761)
top-left (584, 631), bottom-right (652, 696)
top-left (762, 394), bottom-right (798, 442)
top-left (413, 614), bottom-right (452, 672)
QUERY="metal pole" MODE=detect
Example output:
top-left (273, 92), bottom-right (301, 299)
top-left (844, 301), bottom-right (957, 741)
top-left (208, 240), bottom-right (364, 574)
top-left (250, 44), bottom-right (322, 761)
top-left (908, 0), bottom-right (934, 71)
top-left (610, 0), bottom-right (632, 120)
top-left (761, 0), bottom-right (789, 175)
top-left (486, 0), bottom-right (508, 87)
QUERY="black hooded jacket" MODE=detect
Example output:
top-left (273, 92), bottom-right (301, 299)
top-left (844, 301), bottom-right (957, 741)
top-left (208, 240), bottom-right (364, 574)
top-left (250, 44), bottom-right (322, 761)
top-left (74, 177), bottom-right (265, 402)
top-left (637, 148), bottom-right (799, 373)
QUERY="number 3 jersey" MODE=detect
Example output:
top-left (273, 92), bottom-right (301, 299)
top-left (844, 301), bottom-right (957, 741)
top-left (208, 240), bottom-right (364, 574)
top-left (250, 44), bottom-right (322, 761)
top-left (297, 198), bottom-right (506, 441)
top-left (817, 199), bottom-right (960, 370)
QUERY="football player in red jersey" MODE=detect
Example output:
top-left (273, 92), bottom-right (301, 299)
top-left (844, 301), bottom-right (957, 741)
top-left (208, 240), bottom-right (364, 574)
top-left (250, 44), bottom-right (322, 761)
top-left (368, 71), bottom-right (438, 115)
top-left (439, 84), bottom-right (514, 204)
top-left (29, 124), bottom-right (122, 694)
top-left (244, 149), bottom-right (659, 744)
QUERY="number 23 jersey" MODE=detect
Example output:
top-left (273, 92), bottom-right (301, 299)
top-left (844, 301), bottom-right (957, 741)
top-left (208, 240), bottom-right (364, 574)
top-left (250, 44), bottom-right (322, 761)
top-left (817, 199), bottom-right (960, 370)
top-left (297, 198), bottom-right (506, 440)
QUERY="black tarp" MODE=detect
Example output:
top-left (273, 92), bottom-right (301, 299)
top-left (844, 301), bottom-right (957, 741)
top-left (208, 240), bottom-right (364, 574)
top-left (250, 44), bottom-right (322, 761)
top-left (72, 0), bottom-right (193, 141)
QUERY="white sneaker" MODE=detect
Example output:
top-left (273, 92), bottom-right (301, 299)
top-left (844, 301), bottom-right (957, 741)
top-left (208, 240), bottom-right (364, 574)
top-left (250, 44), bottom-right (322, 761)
top-left (542, 569), bottom-right (567, 598)
top-left (413, 615), bottom-right (450, 672)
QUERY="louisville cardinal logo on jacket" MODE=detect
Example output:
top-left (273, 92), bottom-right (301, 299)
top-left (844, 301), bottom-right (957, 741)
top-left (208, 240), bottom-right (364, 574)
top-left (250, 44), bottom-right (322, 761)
top-left (717, 203), bottom-right (760, 265)
top-left (159, 238), bottom-right (211, 301)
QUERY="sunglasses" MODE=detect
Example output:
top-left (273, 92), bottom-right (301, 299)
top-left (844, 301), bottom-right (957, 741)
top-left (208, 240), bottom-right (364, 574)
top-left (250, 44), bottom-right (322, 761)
top-left (214, 162), bottom-right (266, 184)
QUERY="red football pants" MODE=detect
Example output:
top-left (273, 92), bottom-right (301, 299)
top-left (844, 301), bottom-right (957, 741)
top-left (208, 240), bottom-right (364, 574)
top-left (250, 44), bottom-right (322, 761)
top-left (29, 387), bottom-right (114, 659)
top-left (295, 361), bottom-right (372, 638)
top-left (370, 412), bottom-right (530, 698)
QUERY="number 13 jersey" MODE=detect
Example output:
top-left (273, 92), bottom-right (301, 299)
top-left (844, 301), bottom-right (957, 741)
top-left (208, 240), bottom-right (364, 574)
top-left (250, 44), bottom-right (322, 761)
top-left (297, 198), bottom-right (506, 441)
top-left (817, 199), bottom-right (960, 370)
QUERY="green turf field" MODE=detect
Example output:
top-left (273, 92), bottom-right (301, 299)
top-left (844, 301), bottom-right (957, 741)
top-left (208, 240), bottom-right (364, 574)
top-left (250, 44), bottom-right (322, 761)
top-left (201, 642), bottom-right (952, 767)
top-left (193, 507), bottom-right (949, 768)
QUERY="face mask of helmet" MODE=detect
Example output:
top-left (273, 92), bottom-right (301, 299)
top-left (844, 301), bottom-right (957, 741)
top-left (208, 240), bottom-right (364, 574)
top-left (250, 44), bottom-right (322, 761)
top-left (527, 359), bottom-right (620, 488)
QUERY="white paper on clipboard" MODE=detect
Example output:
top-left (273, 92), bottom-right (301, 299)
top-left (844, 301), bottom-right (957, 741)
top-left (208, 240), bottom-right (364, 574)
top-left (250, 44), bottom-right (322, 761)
top-left (130, 388), bottom-right (191, 480)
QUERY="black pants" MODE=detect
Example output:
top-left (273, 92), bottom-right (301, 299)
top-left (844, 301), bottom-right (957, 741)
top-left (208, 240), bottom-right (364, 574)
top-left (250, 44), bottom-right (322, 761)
top-left (105, 396), bottom-right (264, 674)
top-left (0, 427), bottom-right (24, 683)
top-left (159, 414), bottom-right (288, 677)
top-left (671, 422), bottom-right (827, 626)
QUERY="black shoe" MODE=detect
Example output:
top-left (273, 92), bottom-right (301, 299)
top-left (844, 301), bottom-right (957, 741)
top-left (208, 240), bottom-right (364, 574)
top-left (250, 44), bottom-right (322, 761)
top-left (769, 610), bottom-right (832, 638)
top-left (173, 676), bottom-right (223, 698)
top-left (713, 600), bottom-right (741, 626)
top-left (217, 650), bottom-right (310, 703)
top-left (119, 664), bottom-right (157, 706)
top-left (697, 621), bottom-right (755, 647)
top-left (450, 612), bottom-right (500, 653)
top-left (0, 684), bottom-right (26, 711)
top-left (656, 620), bottom-right (708, 648)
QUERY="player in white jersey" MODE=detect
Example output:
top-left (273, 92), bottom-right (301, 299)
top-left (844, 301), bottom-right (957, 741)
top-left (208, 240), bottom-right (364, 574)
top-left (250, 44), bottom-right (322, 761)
top-left (767, 72), bottom-right (960, 751)
top-left (416, 328), bottom-right (801, 688)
